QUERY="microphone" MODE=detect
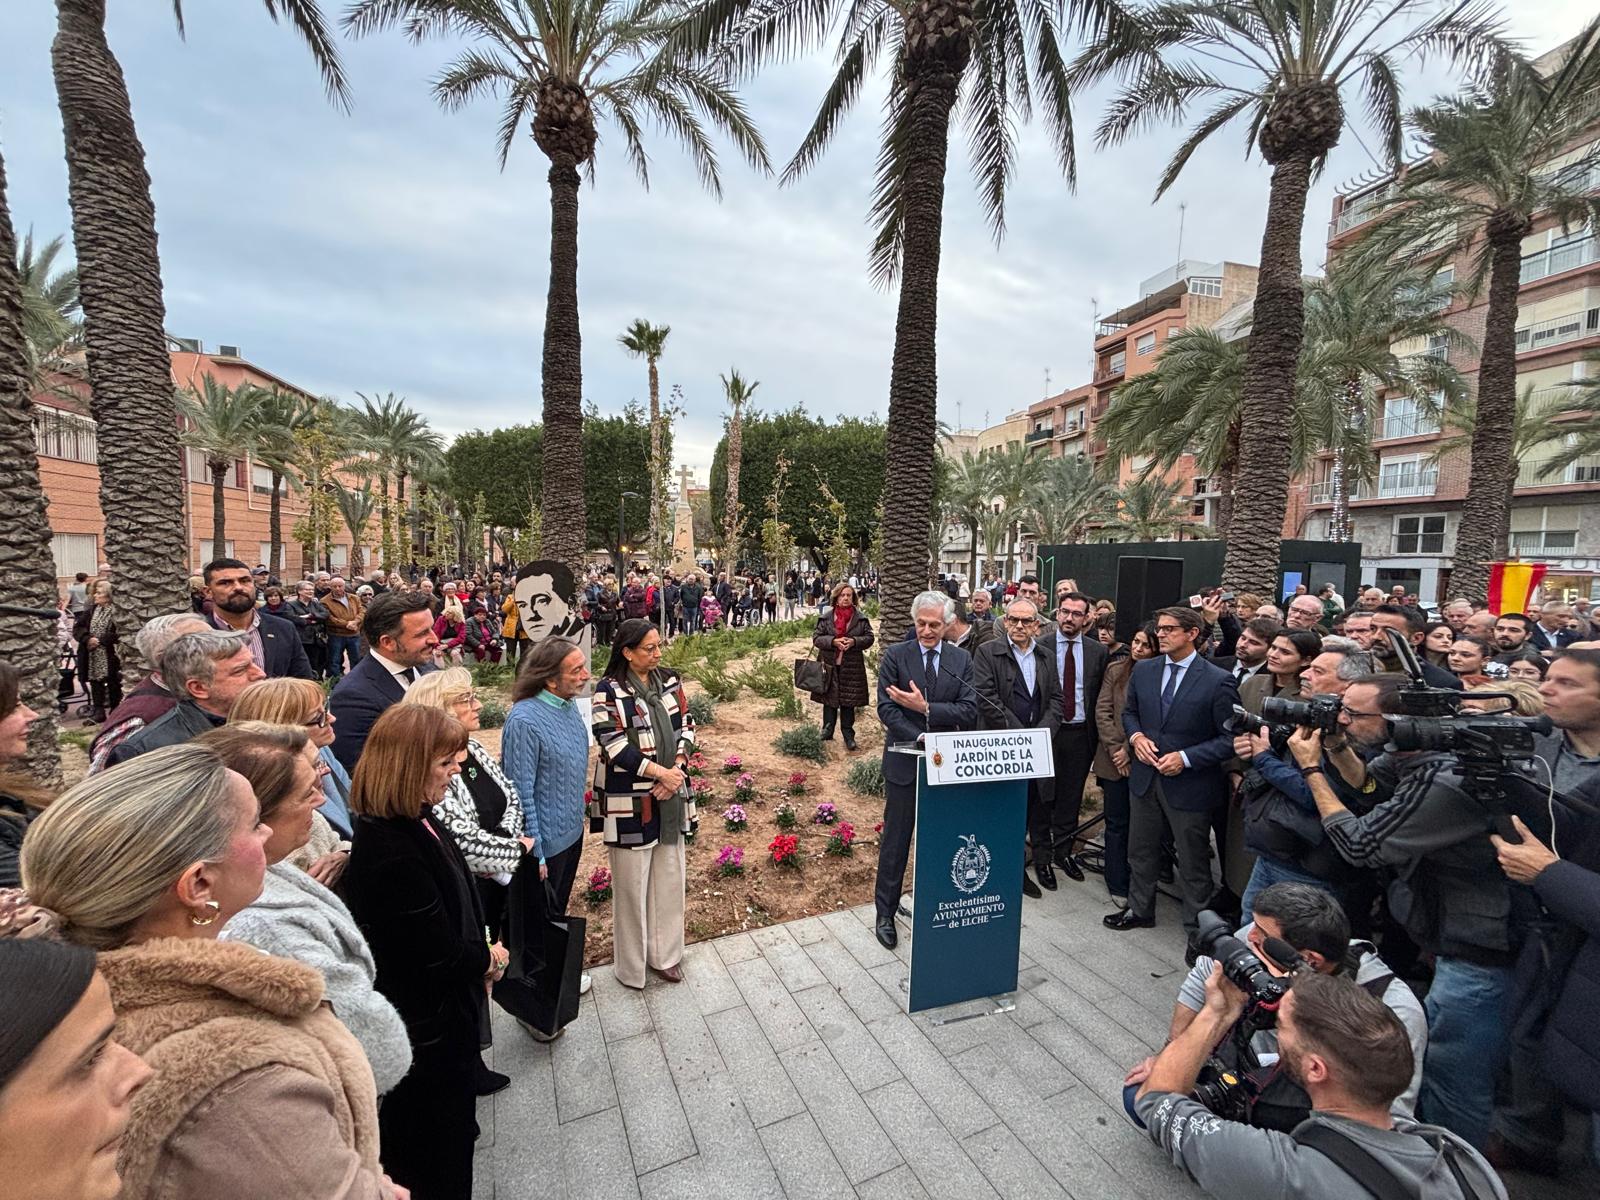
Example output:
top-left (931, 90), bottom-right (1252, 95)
top-left (1261, 936), bottom-right (1311, 974)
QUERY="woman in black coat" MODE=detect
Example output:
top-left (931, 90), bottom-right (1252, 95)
top-left (808, 581), bottom-right (876, 751)
top-left (342, 703), bottom-right (508, 1200)
top-left (73, 579), bottom-right (121, 722)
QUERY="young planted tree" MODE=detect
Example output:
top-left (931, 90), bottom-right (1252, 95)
top-left (618, 319), bottom-right (672, 560)
top-left (0, 150), bottom-right (65, 782)
top-left (52, 0), bottom-right (347, 633)
top-left (943, 448), bottom-right (996, 585)
top-left (345, 0), bottom-right (768, 581)
top-left (333, 482), bottom-right (379, 575)
top-left (1107, 475), bottom-right (1200, 542)
top-left (249, 387), bottom-right (307, 578)
top-left (719, 367), bottom-right (758, 566)
top-left (177, 377), bottom-right (262, 557)
top-left (1070, 0), bottom-right (1505, 591)
top-left (1352, 26), bottom-right (1600, 598)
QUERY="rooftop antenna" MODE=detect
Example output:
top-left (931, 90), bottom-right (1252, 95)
top-left (1090, 298), bottom-right (1100, 374)
top-left (956, 400), bottom-right (963, 430)
top-left (1176, 201), bottom-right (1187, 269)
top-left (1043, 368), bottom-right (1052, 398)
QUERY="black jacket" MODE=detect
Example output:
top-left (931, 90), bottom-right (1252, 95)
top-left (343, 811), bottom-right (489, 1061)
top-left (1537, 859), bottom-right (1600, 1108)
top-left (971, 637), bottom-right (1062, 735)
top-left (105, 700), bottom-right (226, 767)
top-left (255, 611), bottom-right (316, 679)
top-left (0, 793), bottom-right (29, 890)
top-left (282, 597), bottom-right (329, 646)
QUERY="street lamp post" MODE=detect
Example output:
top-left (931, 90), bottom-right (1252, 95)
top-left (617, 491), bottom-right (640, 584)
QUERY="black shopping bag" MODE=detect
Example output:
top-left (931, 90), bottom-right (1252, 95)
top-left (491, 857), bottom-right (586, 1036)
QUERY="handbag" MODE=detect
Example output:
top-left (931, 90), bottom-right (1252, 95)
top-left (793, 655), bottom-right (829, 694)
top-left (491, 858), bottom-right (586, 1036)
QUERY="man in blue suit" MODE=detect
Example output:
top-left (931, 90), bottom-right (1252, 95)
top-left (203, 557), bottom-right (314, 679)
top-left (1106, 605), bottom-right (1238, 953)
top-left (329, 591), bottom-right (440, 771)
top-left (874, 591), bottom-right (978, 949)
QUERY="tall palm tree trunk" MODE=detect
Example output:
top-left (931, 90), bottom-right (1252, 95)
top-left (209, 462), bottom-right (228, 553)
top-left (541, 156), bottom-right (587, 579)
top-left (53, 0), bottom-right (188, 649)
top-left (1221, 138), bottom-right (1321, 590)
top-left (268, 470), bottom-right (284, 575)
top-left (879, 6), bottom-right (971, 637)
top-left (395, 472), bottom-right (409, 565)
top-left (0, 147), bottom-right (63, 783)
top-left (1451, 217), bottom-right (1528, 601)
top-left (647, 355), bottom-right (663, 561)
top-left (1329, 375), bottom-right (1361, 542)
top-left (723, 405), bottom-right (742, 567)
top-left (967, 518), bottom-right (980, 585)
top-left (377, 475), bottom-right (391, 569)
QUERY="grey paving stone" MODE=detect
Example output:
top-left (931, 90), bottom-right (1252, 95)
top-left (922, 1011), bottom-right (1081, 1100)
top-left (560, 1106), bottom-right (640, 1200)
top-left (1014, 935), bottom-right (1123, 1004)
top-left (473, 1145), bottom-right (496, 1200)
top-left (714, 930), bottom-right (763, 965)
top-left (801, 928), bottom-right (904, 1025)
top-left (863, 1078), bottom-right (999, 1200)
top-left (949, 1046), bottom-right (1144, 1200)
top-left (591, 966), bottom-right (655, 1042)
top-left (790, 983), bottom-right (902, 1092)
top-left (676, 1070), bottom-right (786, 1200)
top-left (752, 923), bottom-right (829, 991)
top-left (488, 1012), bottom-right (567, 1200)
top-left (1029, 979), bottom-right (1161, 1061)
top-left (787, 914), bottom-right (831, 946)
top-left (864, 1014), bottom-right (998, 1139)
top-left (608, 1032), bottom-right (697, 1175)
top-left (551, 994), bottom-right (620, 1123)
top-left (960, 1121), bottom-right (1071, 1200)
top-left (866, 959), bottom-right (910, 1010)
top-left (757, 1110), bottom-right (857, 1200)
top-left (476, 1082), bottom-right (496, 1147)
top-left (703, 1005), bottom-right (807, 1129)
top-left (821, 907), bottom-right (900, 969)
top-left (682, 940), bottom-right (746, 1015)
top-left (1049, 1084), bottom-right (1206, 1199)
top-left (727, 955), bottom-right (817, 1051)
top-left (1025, 1017), bottom-right (1136, 1108)
top-left (644, 975), bottom-right (727, 1084)
top-left (1094, 993), bottom-right (1172, 1052)
top-left (638, 1156), bottom-right (710, 1200)
top-left (854, 1164), bottom-right (932, 1199)
top-left (782, 1039), bottom-right (903, 1184)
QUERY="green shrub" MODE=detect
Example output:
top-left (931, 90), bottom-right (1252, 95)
top-left (686, 691), bottom-right (717, 726)
top-left (845, 757), bottom-right (885, 798)
top-left (740, 652), bottom-right (793, 699)
top-left (769, 689), bottom-right (805, 720)
top-left (864, 646), bottom-right (881, 679)
top-left (863, 597), bottom-right (881, 620)
top-left (773, 722), bottom-right (828, 763)
top-left (477, 699), bottom-right (508, 729)
top-left (470, 661), bottom-right (515, 691)
top-left (691, 659), bottom-right (742, 702)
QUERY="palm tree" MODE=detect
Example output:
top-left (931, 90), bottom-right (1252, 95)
top-left (333, 482), bottom-right (379, 576)
top-left (719, 367), bottom-right (758, 565)
top-left (353, 392), bottom-right (440, 569)
top-left (977, 507), bottom-right (1012, 577)
top-left (344, 0), bottom-right (768, 580)
top-left (177, 376), bottom-right (262, 557)
top-left (618, 319), bottom-right (671, 561)
top-left (1070, 0), bottom-right (1505, 591)
top-left (250, 388), bottom-right (308, 577)
top-left (51, 0), bottom-right (347, 632)
top-left (16, 229), bottom-right (80, 393)
top-left (674, 0), bottom-right (1113, 635)
top-left (942, 448), bottom-right (996, 584)
top-left (1106, 475), bottom-right (1201, 542)
top-left (985, 442), bottom-right (1046, 577)
top-left (0, 150), bottom-right (64, 782)
top-left (1027, 454), bottom-right (1115, 546)
top-left (290, 398), bottom-right (358, 572)
top-left (1351, 30), bottom-right (1600, 598)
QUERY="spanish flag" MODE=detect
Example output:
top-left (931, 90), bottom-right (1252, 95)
top-left (1487, 561), bottom-right (1546, 615)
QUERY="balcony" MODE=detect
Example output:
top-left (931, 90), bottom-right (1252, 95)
top-left (1095, 353), bottom-right (1127, 383)
top-left (1058, 421), bottom-right (1084, 438)
top-left (1094, 321), bottom-right (1128, 339)
top-left (1329, 186), bottom-right (1392, 239)
top-left (1360, 465), bottom-right (1439, 500)
top-left (1516, 455), bottom-right (1600, 487)
top-left (1024, 427), bottom-right (1053, 444)
top-left (1529, 384), bottom-right (1582, 415)
top-left (1376, 412), bottom-right (1441, 440)
top-left (1521, 236), bottom-right (1600, 285)
top-left (1515, 308), bottom-right (1598, 354)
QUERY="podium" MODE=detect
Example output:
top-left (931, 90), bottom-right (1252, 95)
top-left (895, 728), bottom-right (1053, 1017)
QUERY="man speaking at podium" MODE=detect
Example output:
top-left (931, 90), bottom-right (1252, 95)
top-left (875, 591), bottom-right (978, 949)
top-left (972, 598), bottom-right (1062, 898)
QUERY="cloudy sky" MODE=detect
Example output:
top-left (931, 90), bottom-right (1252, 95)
top-left (2, 2), bottom-right (1594, 480)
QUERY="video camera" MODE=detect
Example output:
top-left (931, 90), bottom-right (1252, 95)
top-left (1228, 693), bottom-right (1345, 751)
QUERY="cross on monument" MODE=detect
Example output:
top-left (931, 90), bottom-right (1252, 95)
top-left (675, 464), bottom-right (696, 501)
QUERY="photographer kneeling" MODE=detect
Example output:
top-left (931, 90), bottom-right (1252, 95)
top-left (1133, 968), bottom-right (1505, 1199)
top-left (1126, 883), bottom-right (1427, 1128)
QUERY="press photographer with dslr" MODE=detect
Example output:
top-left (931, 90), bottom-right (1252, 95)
top-left (1125, 884), bottom-right (1426, 1125)
top-left (1132, 968), bottom-right (1503, 1199)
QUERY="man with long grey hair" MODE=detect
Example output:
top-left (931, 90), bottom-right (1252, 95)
top-left (872, 591), bottom-right (977, 949)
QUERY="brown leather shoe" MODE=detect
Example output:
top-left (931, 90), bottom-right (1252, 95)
top-left (650, 964), bottom-right (684, 983)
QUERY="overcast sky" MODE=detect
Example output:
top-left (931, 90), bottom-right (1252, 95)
top-left (2, 2), bottom-right (1593, 480)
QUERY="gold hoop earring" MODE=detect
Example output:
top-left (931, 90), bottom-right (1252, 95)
top-left (190, 900), bottom-right (221, 927)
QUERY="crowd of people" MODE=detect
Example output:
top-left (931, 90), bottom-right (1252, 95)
top-left (4, 555), bottom-right (1599, 1198)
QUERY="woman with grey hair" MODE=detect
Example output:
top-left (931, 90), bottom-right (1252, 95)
top-left (17, 744), bottom-right (404, 1198)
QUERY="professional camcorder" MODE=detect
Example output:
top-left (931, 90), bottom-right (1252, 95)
top-left (1228, 694), bottom-right (1344, 752)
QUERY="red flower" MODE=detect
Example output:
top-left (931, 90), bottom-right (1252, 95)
top-left (873, 821), bottom-right (884, 834)
top-left (769, 833), bottom-right (800, 866)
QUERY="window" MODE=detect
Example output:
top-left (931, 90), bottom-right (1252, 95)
top-left (1393, 514), bottom-right (1446, 554)
top-left (1510, 506), bottom-right (1581, 554)
top-left (328, 544), bottom-right (349, 569)
top-left (1136, 332), bottom-right (1156, 356)
top-left (51, 533), bottom-right (98, 579)
top-left (32, 408), bottom-right (98, 463)
top-left (252, 465), bottom-right (287, 496)
top-left (1379, 396), bottom-right (1440, 439)
top-left (1376, 454), bottom-right (1438, 498)
top-left (1188, 277), bottom-right (1223, 297)
top-left (199, 540), bottom-right (235, 563)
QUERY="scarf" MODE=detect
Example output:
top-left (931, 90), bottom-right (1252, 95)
top-left (628, 671), bottom-right (684, 844)
top-left (833, 606), bottom-right (854, 639)
top-left (88, 604), bottom-right (113, 682)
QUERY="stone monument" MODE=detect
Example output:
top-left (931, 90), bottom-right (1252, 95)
top-left (671, 465), bottom-right (698, 575)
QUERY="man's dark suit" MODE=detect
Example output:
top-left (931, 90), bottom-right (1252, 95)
top-left (875, 638), bottom-right (977, 920)
top-left (1530, 623), bottom-right (1580, 652)
top-left (1049, 629), bottom-right (1108, 864)
top-left (329, 654), bottom-right (435, 771)
top-left (1121, 652), bottom-right (1238, 933)
top-left (973, 637), bottom-right (1061, 874)
top-left (258, 611), bottom-right (316, 679)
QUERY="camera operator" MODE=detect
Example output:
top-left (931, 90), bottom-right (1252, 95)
top-left (1133, 969), bottom-right (1504, 1200)
top-left (1291, 675), bottom-right (1555, 1148)
top-left (1125, 883), bottom-right (1427, 1124)
top-left (1231, 640), bottom-right (1385, 920)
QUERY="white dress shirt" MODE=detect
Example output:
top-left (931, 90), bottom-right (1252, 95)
top-left (1010, 639), bottom-right (1038, 695)
top-left (370, 650), bottom-right (418, 692)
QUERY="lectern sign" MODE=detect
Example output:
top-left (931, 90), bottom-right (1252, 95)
top-left (923, 729), bottom-right (1053, 786)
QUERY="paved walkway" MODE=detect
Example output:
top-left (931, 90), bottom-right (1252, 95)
top-left (473, 877), bottom-right (1212, 1200)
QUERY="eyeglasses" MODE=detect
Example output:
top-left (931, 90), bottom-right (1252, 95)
top-left (304, 708), bottom-right (329, 728)
top-left (453, 691), bottom-right (482, 706)
top-left (1155, 624), bottom-right (1185, 634)
top-left (1003, 616), bottom-right (1039, 626)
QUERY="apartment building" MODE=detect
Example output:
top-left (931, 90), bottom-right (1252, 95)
top-left (34, 339), bottom-right (379, 585)
top-left (936, 411), bottom-right (1028, 580)
top-left (1024, 383), bottom-right (1094, 460)
top-left (1308, 43), bottom-right (1600, 603)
